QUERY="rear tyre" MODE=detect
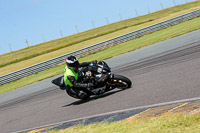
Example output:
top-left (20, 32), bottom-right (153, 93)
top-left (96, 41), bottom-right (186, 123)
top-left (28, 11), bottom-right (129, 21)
top-left (112, 74), bottom-right (132, 89)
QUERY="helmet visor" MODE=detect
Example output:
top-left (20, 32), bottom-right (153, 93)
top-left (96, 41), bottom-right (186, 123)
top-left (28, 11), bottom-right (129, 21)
top-left (67, 60), bottom-right (79, 70)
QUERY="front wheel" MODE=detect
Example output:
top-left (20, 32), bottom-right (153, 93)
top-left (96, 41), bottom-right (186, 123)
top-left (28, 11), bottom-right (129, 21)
top-left (110, 74), bottom-right (132, 89)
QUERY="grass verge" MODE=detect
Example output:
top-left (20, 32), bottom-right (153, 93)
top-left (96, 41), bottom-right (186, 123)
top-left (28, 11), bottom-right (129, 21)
top-left (0, 16), bottom-right (200, 94)
top-left (48, 113), bottom-right (200, 133)
top-left (0, 1), bottom-right (200, 75)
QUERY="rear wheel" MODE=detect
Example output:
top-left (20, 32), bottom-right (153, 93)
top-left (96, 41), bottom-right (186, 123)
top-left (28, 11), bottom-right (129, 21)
top-left (111, 74), bottom-right (132, 89)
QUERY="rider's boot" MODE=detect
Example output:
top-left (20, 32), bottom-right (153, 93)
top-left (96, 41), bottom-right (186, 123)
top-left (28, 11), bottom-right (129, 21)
top-left (78, 91), bottom-right (88, 99)
top-left (70, 88), bottom-right (88, 99)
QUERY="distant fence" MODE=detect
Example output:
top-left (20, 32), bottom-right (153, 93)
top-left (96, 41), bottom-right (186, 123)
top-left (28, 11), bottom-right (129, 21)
top-left (0, 9), bottom-right (200, 85)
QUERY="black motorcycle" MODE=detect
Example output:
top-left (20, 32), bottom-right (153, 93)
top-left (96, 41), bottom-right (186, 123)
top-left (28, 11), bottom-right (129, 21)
top-left (52, 61), bottom-right (132, 100)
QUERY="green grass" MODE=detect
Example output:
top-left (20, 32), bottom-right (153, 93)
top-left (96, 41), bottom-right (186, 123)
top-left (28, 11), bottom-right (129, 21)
top-left (80, 16), bottom-right (200, 62)
top-left (0, 16), bottom-right (200, 94)
top-left (48, 113), bottom-right (200, 133)
top-left (0, 64), bottom-right (64, 94)
top-left (0, 0), bottom-right (200, 71)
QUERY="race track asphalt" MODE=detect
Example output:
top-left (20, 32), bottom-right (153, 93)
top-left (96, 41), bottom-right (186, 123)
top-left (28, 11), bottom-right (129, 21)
top-left (0, 30), bottom-right (200, 133)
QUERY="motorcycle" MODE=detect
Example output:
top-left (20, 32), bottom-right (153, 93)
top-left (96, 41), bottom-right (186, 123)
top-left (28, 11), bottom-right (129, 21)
top-left (51, 61), bottom-right (132, 100)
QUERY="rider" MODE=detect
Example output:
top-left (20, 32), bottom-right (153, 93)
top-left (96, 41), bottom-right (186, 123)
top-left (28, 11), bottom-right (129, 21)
top-left (62, 55), bottom-right (97, 99)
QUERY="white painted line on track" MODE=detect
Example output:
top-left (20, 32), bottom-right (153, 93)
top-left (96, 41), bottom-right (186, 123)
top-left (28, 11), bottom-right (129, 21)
top-left (13, 96), bottom-right (200, 133)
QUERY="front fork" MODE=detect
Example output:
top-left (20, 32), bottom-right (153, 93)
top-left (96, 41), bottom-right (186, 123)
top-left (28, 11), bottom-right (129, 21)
top-left (106, 73), bottom-right (116, 89)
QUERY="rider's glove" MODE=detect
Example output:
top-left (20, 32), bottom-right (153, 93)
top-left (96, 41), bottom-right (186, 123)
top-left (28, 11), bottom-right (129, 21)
top-left (86, 71), bottom-right (92, 78)
top-left (91, 60), bottom-right (97, 65)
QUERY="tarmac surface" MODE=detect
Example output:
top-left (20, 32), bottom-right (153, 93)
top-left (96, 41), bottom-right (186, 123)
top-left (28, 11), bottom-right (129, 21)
top-left (26, 99), bottom-right (200, 133)
top-left (0, 30), bottom-right (200, 133)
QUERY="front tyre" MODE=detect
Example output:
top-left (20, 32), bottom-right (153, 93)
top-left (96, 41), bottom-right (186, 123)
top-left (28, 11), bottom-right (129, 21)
top-left (111, 74), bottom-right (132, 89)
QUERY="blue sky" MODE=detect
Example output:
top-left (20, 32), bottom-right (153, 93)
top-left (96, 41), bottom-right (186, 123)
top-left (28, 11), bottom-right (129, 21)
top-left (0, 0), bottom-right (195, 55)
